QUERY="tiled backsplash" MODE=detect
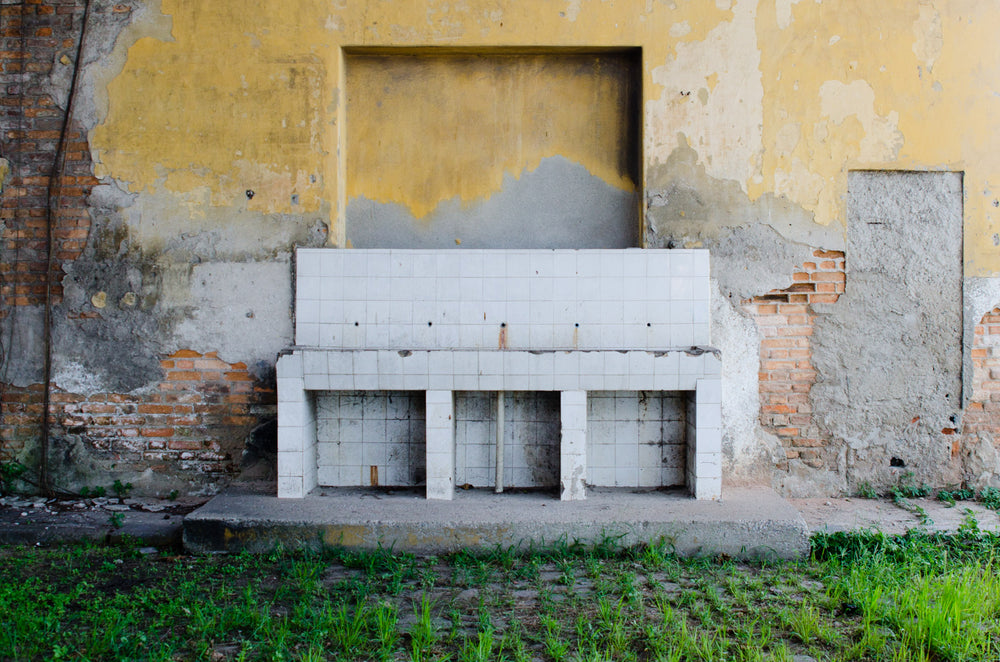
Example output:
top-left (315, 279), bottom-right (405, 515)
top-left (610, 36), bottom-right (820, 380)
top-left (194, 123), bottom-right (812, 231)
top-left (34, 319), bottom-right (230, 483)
top-left (295, 249), bottom-right (711, 350)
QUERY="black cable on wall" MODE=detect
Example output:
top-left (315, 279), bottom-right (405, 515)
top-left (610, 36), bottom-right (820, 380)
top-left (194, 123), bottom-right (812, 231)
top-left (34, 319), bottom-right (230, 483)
top-left (40, 0), bottom-right (93, 496)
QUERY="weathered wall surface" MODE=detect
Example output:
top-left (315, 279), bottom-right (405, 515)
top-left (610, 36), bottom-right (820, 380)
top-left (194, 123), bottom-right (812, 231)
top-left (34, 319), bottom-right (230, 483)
top-left (3, 0), bottom-right (1000, 496)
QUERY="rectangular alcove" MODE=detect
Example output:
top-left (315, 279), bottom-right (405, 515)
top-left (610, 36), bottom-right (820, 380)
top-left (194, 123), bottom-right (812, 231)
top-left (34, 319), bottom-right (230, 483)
top-left (316, 391), bottom-right (426, 487)
top-left (454, 391), bottom-right (561, 490)
top-left (586, 391), bottom-right (687, 488)
top-left (343, 48), bottom-right (642, 249)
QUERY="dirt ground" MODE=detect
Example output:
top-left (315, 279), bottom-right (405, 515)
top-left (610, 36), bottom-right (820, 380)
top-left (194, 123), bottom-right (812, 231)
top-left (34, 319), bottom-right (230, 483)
top-left (789, 496), bottom-right (1000, 534)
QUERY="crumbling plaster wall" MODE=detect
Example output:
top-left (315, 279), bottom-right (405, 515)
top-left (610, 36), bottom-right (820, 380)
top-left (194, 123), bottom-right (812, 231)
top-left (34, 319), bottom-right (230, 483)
top-left (5, 0), bottom-right (1000, 495)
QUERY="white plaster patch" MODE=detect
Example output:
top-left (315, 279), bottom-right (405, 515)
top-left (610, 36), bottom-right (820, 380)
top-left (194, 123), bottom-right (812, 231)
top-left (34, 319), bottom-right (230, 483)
top-left (912, 2), bottom-right (943, 72)
top-left (669, 21), bottom-right (691, 38)
top-left (774, 122), bottom-right (801, 157)
top-left (647, 0), bottom-right (764, 192)
top-left (54, 360), bottom-right (140, 395)
top-left (563, 0), bottom-right (582, 21)
top-left (819, 79), bottom-right (904, 162)
top-left (775, 0), bottom-right (804, 30)
top-left (712, 284), bottom-right (762, 482)
top-left (774, 158), bottom-right (824, 210)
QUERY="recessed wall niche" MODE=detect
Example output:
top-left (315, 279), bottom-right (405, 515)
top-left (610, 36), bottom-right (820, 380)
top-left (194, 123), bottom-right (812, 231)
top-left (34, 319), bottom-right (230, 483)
top-left (344, 48), bottom-right (642, 249)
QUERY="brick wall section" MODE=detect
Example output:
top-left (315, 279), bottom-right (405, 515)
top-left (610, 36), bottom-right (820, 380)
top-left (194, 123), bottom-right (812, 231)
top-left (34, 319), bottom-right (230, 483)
top-left (964, 308), bottom-right (1000, 439)
top-left (0, 350), bottom-right (276, 489)
top-left (1, 0), bottom-right (102, 308)
top-left (743, 250), bottom-right (845, 469)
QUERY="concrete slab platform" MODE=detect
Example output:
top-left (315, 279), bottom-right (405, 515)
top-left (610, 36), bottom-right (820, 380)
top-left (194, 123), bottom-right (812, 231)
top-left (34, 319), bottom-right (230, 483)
top-left (183, 486), bottom-right (810, 559)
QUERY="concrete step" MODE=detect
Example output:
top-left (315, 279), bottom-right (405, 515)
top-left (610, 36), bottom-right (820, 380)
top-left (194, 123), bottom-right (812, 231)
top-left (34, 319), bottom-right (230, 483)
top-left (183, 486), bottom-right (809, 559)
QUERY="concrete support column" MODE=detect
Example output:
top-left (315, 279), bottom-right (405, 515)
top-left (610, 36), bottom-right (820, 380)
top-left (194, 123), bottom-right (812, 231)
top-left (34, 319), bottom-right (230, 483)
top-left (425, 390), bottom-right (455, 500)
top-left (560, 390), bottom-right (588, 501)
top-left (277, 352), bottom-right (318, 498)
top-left (688, 378), bottom-right (722, 500)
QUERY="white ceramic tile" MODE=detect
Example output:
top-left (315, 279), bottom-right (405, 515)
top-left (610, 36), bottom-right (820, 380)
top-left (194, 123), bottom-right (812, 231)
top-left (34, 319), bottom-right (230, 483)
top-left (296, 250), bottom-right (322, 277)
top-left (623, 253), bottom-right (646, 278)
top-left (670, 278), bottom-right (694, 300)
top-left (553, 251), bottom-right (576, 274)
top-left (296, 323), bottom-right (320, 347)
top-left (378, 372), bottom-right (404, 390)
top-left (671, 324), bottom-right (694, 347)
top-left (692, 250), bottom-right (710, 277)
top-left (328, 372), bottom-right (354, 390)
top-left (276, 352), bottom-right (303, 379)
top-left (278, 451), bottom-right (304, 477)
top-left (671, 252), bottom-right (694, 277)
top-left (277, 476), bottom-right (304, 498)
top-left (529, 325), bottom-right (554, 348)
top-left (698, 378), bottom-right (722, 404)
top-left (401, 351), bottom-right (429, 375)
top-left (672, 300), bottom-right (694, 324)
top-left (529, 251), bottom-right (554, 276)
top-left (302, 373), bottom-right (329, 390)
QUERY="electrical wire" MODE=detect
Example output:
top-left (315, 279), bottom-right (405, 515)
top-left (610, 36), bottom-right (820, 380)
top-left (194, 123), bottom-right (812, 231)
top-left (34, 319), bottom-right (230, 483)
top-left (40, 0), bottom-right (93, 496)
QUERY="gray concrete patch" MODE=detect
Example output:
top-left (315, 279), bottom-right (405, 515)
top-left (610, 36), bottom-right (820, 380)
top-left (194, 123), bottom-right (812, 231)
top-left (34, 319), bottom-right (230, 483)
top-left (347, 156), bottom-right (639, 249)
top-left (810, 171), bottom-right (964, 494)
top-left (182, 486), bottom-right (810, 559)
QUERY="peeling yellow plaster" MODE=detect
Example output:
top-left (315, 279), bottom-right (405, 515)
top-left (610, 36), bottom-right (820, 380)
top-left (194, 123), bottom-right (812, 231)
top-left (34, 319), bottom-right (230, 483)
top-left (647, 0), bottom-right (762, 190)
top-left (90, 0), bottom-right (729, 244)
top-left (89, 0), bottom-right (1000, 273)
top-left (755, 0), bottom-right (1000, 274)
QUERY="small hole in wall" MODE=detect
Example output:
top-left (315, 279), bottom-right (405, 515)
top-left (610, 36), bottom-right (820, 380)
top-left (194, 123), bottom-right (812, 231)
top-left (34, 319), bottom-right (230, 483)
top-left (500, 322), bottom-right (506, 328)
top-left (428, 321), bottom-right (433, 326)
top-left (647, 323), bottom-right (651, 327)
top-left (575, 323), bottom-right (579, 328)
top-left (354, 322), bottom-right (359, 326)
top-left (890, 457), bottom-right (906, 468)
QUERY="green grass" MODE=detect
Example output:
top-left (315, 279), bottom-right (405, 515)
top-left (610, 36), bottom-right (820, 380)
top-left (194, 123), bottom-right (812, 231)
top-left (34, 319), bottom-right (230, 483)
top-left (3, 530), bottom-right (1000, 661)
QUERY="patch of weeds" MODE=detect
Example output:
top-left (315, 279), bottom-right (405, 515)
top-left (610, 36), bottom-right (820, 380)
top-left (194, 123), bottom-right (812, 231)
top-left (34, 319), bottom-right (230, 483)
top-left (959, 508), bottom-right (981, 534)
top-left (0, 458), bottom-right (27, 495)
top-left (80, 485), bottom-right (106, 498)
top-left (979, 486), bottom-right (1000, 510)
top-left (409, 593), bottom-right (440, 661)
top-left (938, 487), bottom-right (975, 506)
top-left (112, 479), bottom-right (133, 502)
top-left (856, 481), bottom-right (878, 499)
top-left (107, 512), bottom-right (125, 529)
top-left (891, 472), bottom-right (932, 500)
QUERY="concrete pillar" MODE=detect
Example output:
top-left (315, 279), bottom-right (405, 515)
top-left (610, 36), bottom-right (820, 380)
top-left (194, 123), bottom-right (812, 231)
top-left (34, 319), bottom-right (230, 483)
top-left (560, 390), bottom-right (588, 501)
top-left (425, 390), bottom-right (455, 500)
top-left (277, 352), bottom-right (318, 498)
top-left (689, 378), bottom-right (722, 500)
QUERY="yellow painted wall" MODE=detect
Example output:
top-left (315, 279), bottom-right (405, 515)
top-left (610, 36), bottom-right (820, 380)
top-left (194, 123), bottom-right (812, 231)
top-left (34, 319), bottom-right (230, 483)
top-left (90, 0), bottom-right (1000, 274)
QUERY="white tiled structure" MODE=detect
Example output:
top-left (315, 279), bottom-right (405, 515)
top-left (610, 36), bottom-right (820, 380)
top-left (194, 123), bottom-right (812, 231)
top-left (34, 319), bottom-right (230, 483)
top-left (277, 248), bottom-right (722, 501)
